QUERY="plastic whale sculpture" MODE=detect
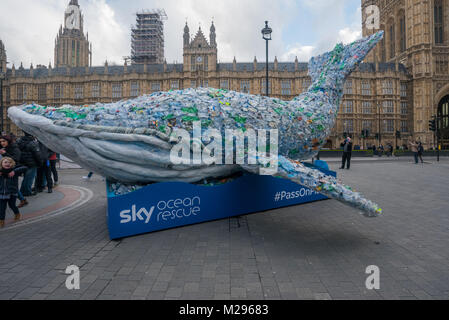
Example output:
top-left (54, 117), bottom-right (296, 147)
top-left (8, 31), bottom-right (384, 217)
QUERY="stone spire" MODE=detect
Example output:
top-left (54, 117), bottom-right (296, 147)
top-left (210, 21), bottom-right (216, 48)
top-left (0, 39), bottom-right (6, 73)
top-left (55, 0), bottom-right (90, 68)
top-left (183, 22), bottom-right (190, 47)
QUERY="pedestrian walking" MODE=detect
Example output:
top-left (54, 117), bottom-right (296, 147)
top-left (408, 139), bottom-right (419, 164)
top-left (0, 157), bottom-right (28, 228)
top-left (35, 140), bottom-right (54, 193)
top-left (83, 172), bottom-right (94, 180)
top-left (387, 143), bottom-right (393, 157)
top-left (418, 142), bottom-right (424, 164)
top-left (378, 144), bottom-right (384, 157)
top-left (0, 135), bottom-right (28, 208)
top-left (340, 137), bottom-right (353, 170)
top-left (49, 150), bottom-right (59, 186)
top-left (17, 132), bottom-right (42, 196)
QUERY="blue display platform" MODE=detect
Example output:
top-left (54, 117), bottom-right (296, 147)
top-left (106, 164), bottom-right (336, 240)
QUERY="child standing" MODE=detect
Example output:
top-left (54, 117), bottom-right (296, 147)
top-left (0, 157), bottom-right (28, 228)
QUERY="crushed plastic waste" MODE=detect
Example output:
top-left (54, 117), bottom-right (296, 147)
top-left (8, 31), bottom-right (384, 217)
top-left (110, 173), bottom-right (244, 196)
top-left (110, 182), bottom-right (145, 196)
top-left (275, 156), bottom-right (382, 217)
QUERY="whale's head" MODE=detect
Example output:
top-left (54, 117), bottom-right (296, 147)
top-left (308, 31), bottom-right (384, 92)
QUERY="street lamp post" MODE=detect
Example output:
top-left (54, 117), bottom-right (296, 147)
top-left (261, 21), bottom-right (272, 97)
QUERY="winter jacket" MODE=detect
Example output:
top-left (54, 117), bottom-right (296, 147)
top-left (0, 166), bottom-right (28, 196)
top-left (2, 143), bottom-right (22, 164)
top-left (38, 141), bottom-right (52, 164)
top-left (342, 140), bottom-right (353, 154)
top-left (418, 144), bottom-right (424, 155)
top-left (48, 149), bottom-right (57, 161)
top-left (17, 136), bottom-right (42, 168)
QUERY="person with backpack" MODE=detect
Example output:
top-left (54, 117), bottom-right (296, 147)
top-left (35, 140), bottom-right (54, 193)
top-left (17, 132), bottom-right (42, 196)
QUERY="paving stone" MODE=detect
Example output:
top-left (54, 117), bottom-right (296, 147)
top-left (1, 162), bottom-right (449, 300)
top-left (214, 283), bottom-right (230, 294)
top-left (165, 287), bottom-right (183, 298)
top-left (14, 287), bottom-right (41, 299)
top-left (30, 293), bottom-right (49, 300)
top-left (184, 282), bottom-right (200, 292)
top-left (314, 293), bottom-right (332, 300)
top-left (230, 287), bottom-right (246, 299)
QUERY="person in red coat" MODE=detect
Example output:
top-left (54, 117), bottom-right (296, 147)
top-left (48, 150), bottom-right (59, 186)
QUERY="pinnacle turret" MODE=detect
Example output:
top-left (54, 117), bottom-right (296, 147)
top-left (210, 21), bottom-right (216, 48)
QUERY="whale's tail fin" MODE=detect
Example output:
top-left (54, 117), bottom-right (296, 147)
top-left (308, 31), bottom-right (384, 90)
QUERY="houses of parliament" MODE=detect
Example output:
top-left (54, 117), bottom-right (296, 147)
top-left (1, 0), bottom-right (448, 149)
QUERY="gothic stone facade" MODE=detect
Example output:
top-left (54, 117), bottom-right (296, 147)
top-left (362, 0), bottom-right (449, 147)
top-left (54, 0), bottom-right (91, 68)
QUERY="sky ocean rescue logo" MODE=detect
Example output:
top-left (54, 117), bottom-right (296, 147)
top-left (119, 196), bottom-right (201, 224)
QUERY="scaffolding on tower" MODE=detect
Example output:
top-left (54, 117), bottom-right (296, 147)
top-left (131, 9), bottom-right (168, 65)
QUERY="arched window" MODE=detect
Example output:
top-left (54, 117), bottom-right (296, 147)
top-left (435, 0), bottom-right (444, 44)
top-left (438, 95), bottom-right (449, 134)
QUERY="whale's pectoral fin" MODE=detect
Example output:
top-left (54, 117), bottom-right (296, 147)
top-left (241, 156), bottom-right (382, 218)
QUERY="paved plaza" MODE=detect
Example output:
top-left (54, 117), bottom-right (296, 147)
top-left (0, 158), bottom-right (448, 300)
